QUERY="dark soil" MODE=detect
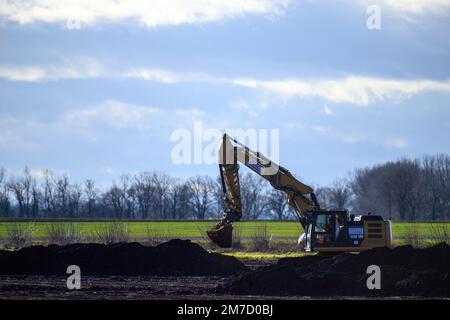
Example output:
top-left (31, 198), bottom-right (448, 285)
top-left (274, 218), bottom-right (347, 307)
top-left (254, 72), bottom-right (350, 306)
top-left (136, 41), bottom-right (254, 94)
top-left (0, 239), bottom-right (248, 276)
top-left (0, 275), bottom-right (226, 300)
top-left (1, 241), bottom-right (449, 298)
top-left (219, 243), bottom-right (450, 297)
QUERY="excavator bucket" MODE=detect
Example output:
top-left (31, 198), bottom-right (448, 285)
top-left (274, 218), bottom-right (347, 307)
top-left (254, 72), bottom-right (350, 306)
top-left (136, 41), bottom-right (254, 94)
top-left (207, 223), bottom-right (233, 248)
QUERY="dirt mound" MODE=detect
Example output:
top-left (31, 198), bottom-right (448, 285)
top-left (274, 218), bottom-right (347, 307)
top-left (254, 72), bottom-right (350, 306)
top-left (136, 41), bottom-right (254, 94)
top-left (0, 239), bottom-right (248, 276)
top-left (220, 243), bottom-right (450, 297)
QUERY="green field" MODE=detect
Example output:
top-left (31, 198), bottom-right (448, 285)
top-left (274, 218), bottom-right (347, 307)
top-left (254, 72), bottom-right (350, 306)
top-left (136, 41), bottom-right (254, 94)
top-left (0, 220), bottom-right (448, 241)
top-left (0, 220), bottom-right (300, 238)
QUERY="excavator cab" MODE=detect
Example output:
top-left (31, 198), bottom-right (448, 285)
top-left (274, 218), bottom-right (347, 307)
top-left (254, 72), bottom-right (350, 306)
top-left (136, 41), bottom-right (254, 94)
top-left (304, 210), bottom-right (392, 252)
top-left (304, 210), bottom-right (349, 251)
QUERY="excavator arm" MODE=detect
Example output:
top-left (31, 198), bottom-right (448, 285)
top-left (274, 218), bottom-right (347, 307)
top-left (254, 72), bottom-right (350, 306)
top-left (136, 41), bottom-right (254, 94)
top-left (207, 134), bottom-right (321, 248)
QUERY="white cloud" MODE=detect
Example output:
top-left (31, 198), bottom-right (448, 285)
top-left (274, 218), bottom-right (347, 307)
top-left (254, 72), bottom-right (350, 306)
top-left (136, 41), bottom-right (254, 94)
top-left (0, 62), bottom-right (102, 82)
top-left (124, 69), bottom-right (180, 84)
top-left (62, 100), bottom-right (160, 131)
top-left (231, 76), bottom-right (450, 106)
top-left (2, 62), bottom-right (450, 106)
top-left (124, 68), bottom-right (225, 84)
top-left (322, 105), bottom-right (332, 116)
top-left (110, 68), bottom-right (450, 106)
top-left (385, 137), bottom-right (408, 149)
top-left (0, 0), bottom-right (289, 27)
top-left (0, 64), bottom-right (219, 83)
top-left (0, 67), bottom-right (46, 81)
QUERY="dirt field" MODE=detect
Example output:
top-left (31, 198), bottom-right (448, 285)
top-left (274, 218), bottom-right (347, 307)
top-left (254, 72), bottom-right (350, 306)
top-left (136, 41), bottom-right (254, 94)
top-left (0, 275), bottom-right (372, 300)
top-left (0, 269), bottom-right (443, 300)
top-left (0, 257), bottom-right (280, 300)
top-left (0, 275), bottom-right (225, 300)
top-left (0, 240), bottom-right (448, 300)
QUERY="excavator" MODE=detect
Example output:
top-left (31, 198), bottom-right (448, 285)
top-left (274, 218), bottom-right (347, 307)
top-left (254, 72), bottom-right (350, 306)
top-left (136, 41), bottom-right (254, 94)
top-left (207, 134), bottom-right (392, 252)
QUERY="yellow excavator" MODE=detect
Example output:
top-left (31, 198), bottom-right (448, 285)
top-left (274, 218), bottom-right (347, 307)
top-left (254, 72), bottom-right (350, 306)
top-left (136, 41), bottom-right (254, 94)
top-left (207, 134), bottom-right (392, 252)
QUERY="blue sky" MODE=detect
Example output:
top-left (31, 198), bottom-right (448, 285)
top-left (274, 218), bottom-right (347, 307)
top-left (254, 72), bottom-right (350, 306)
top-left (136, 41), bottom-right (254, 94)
top-left (0, 0), bottom-right (450, 188)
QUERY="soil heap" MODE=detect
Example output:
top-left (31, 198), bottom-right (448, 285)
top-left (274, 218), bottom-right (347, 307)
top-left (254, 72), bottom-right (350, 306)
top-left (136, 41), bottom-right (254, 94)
top-left (220, 243), bottom-right (450, 297)
top-left (0, 239), bottom-right (248, 276)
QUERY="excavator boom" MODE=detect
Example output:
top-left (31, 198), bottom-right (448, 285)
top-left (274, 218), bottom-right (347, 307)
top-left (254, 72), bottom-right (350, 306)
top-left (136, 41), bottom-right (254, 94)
top-left (207, 134), bottom-right (320, 247)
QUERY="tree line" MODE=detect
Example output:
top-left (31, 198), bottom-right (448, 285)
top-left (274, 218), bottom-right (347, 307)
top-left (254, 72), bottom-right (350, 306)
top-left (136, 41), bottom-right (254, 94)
top-left (315, 154), bottom-right (450, 221)
top-left (0, 154), bottom-right (449, 220)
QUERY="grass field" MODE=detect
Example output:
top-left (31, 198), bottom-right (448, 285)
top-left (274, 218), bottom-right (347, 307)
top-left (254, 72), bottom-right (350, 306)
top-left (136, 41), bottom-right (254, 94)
top-left (0, 220), bottom-right (294, 238)
top-left (0, 220), bottom-right (448, 241)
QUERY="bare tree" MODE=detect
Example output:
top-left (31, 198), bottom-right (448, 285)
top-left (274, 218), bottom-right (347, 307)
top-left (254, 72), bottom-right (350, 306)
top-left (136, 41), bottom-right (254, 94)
top-left (41, 170), bottom-right (55, 217)
top-left (152, 172), bottom-right (173, 219)
top-left (314, 185), bottom-right (331, 209)
top-left (384, 160), bottom-right (424, 220)
top-left (351, 166), bottom-right (391, 217)
top-left (266, 189), bottom-right (289, 220)
top-left (130, 172), bottom-right (156, 219)
top-left (328, 178), bottom-right (352, 210)
top-left (167, 179), bottom-right (192, 219)
top-left (119, 174), bottom-right (135, 218)
top-left (350, 156), bottom-right (450, 220)
top-left (239, 172), bottom-right (267, 219)
top-left (54, 175), bottom-right (70, 215)
top-left (102, 175), bottom-right (134, 219)
top-left (210, 176), bottom-right (226, 219)
top-left (67, 183), bottom-right (82, 218)
top-left (0, 168), bottom-right (11, 217)
top-left (30, 180), bottom-right (41, 219)
top-left (83, 179), bottom-right (98, 217)
top-left (103, 185), bottom-right (125, 218)
top-left (8, 167), bottom-right (35, 217)
top-left (422, 155), bottom-right (450, 220)
top-left (188, 175), bottom-right (215, 219)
